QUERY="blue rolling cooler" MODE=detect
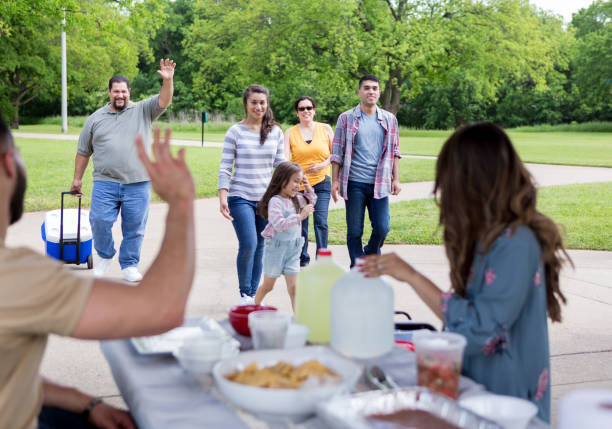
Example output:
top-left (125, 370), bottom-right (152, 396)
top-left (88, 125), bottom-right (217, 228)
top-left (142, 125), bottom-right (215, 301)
top-left (41, 191), bottom-right (93, 269)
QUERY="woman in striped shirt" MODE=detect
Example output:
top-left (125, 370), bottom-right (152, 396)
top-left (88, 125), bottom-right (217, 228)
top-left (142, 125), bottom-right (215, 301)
top-left (218, 85), bottom-right (285, 305)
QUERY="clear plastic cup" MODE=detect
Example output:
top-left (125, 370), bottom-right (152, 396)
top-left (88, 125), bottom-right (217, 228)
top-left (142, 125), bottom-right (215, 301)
top-left (248, 310), bottom-right (291, 350)
top-left (413, 332), bottom-right (467, 399)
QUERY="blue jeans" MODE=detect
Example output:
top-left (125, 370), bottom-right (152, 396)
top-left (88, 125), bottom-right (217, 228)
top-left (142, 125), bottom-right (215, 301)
top-left (90, 180), bottom-right (150, 269)
top-left (38, 406), bottom-right (96, 429)
top-left (228, 196), bottom-right (267, 297)
top-left (345, 180), bottom-right (390, 268)
top-left (300, 176), bottom-right (331, 266)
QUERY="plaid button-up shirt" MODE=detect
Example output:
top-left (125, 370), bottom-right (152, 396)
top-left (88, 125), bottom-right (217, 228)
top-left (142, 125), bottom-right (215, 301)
top-left (330, 104), bottom-right (401, 200)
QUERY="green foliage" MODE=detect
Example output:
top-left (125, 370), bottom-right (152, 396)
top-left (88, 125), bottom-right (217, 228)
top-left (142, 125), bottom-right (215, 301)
top-left (570, 0), bottom-right (612, 121)
top-left (2, 0), bottom-right (168, 126)
top-left (184, 0), bottom-right (361, 124)
top-left (5, 0), bottom-right (612, 129)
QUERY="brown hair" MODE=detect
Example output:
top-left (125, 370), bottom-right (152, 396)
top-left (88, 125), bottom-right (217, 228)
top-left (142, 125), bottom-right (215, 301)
top-left (294, 96), bottom-right (316, 112)
top-left (258, 162), bottom-right (303, 220)
top-left (243, 84), bottom-right (276, 145)
top-left (434, 122), bottom-right (570, 322)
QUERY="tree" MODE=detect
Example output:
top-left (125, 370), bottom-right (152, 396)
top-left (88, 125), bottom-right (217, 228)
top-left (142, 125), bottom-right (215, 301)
top-left (0, 0), bottom-right (167, 127)
top-left (131, 0), bottom-right (197, 117)
top-left (570, 0), bottom-right (612, 121)
top-left (185, 0), bottom-right (363, 124)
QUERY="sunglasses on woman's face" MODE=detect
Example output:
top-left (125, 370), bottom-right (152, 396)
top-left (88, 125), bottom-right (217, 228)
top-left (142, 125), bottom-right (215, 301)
top-left (297, 106), bottom-right (314, 112)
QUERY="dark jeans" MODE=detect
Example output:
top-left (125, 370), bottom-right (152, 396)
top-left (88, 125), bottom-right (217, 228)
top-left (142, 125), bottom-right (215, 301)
top-left (300, 176), bottom-right (331, 266)
top-left (38, 406), bottom-right (96, 429)
top-left (345, 180), bottom-right (390, 268)
top-left (228, 196), bottom-right (267, 297)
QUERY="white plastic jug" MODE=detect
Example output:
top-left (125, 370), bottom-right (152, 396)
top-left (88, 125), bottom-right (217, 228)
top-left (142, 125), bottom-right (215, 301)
top-left (295, 249), bottom-right (345, 343)
top-left (330, 267), bottom-right (394, 358)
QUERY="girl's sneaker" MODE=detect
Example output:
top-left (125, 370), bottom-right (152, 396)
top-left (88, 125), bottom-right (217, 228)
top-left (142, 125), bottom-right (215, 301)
top-left (239, 294), bottom-right (255, 305)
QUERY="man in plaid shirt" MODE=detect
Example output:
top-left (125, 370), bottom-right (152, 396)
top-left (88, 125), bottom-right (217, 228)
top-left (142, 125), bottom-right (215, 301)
top-left (330, 74), bottom-right (401, 267)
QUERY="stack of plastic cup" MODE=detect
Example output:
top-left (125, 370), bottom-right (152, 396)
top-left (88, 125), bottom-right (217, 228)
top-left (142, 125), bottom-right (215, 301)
top-left (248, 310), bottom-right (291, 350)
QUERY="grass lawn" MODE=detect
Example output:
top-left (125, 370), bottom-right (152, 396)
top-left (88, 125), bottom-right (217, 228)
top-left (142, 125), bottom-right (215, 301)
top-left (16, 136), bottom-right (437, 212)
top-left (17, 138), bottom-right (223, 212)
top-left (399, 158), bottom-right (436, 182)
top-left (398, 131), bottom-right (612, 168)
top-left (321, 182), bottom-right (612, 251)
top-left (17, 122), bottom-right (612, 168)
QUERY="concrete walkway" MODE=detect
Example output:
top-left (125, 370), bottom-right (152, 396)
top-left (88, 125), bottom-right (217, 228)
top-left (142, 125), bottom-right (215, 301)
top-left (6, 133), bottom-right (612, 425)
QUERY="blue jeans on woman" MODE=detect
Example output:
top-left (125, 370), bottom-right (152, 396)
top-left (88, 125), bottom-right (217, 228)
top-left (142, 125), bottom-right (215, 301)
top-left (345, 180), bottom-right (390, 268)
top-left (90, 180), bottom-right (150, 269)
top-left (300, 176), bottom-right (331, 266)
top-left (228, 196), bottom-right (267, 297)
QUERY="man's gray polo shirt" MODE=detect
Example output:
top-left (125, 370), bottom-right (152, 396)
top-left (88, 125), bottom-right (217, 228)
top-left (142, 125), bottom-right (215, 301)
top-left (77, 95), bottom-right (166, 184)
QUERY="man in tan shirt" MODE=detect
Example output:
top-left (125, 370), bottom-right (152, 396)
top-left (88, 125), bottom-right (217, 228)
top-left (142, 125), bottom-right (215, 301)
top-left (0, 116), bottom-right (196, 429)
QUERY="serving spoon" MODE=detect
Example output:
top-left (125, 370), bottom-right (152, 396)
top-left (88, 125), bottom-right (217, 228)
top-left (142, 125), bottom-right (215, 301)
top-left (367, 366), bottom-right (400, 390)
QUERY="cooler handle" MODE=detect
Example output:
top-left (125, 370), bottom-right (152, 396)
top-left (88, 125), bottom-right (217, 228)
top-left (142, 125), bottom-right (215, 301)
top-left (60, 191), bottom-right (81, 263)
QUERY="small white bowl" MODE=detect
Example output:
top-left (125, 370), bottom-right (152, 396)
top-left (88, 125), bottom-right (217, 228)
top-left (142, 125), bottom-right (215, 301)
top-left (174, 342), bottom-right (239, 375)
top-left (284, 323), bottom-right (309, 349)
top-left (459, 393), bottom-right (537, 429)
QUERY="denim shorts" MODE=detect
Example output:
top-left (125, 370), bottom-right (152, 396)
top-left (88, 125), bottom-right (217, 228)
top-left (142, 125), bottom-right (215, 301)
top-left (262, 237), bottom-right (304, 278)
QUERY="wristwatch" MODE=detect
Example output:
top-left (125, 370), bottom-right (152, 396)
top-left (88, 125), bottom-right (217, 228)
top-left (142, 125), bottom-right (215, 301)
top-left (81, 397), bottom-right (103, 420)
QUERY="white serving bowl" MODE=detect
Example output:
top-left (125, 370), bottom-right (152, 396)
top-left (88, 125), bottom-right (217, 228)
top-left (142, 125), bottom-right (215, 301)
top-left (459, 393), bottom-right (537, 429)
top-left (284, 323), bottom-right (309, 349)
top-left (212, 346), bottom-right (361, 421)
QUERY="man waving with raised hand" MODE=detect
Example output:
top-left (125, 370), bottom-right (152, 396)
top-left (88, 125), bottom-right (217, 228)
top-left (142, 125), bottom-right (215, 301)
top-left (71, 59), bottom-right (177, 282)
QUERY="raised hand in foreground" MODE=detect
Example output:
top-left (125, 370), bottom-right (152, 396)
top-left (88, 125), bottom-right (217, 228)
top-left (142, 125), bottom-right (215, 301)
top-left (135, 127), bottom-right (195, 206)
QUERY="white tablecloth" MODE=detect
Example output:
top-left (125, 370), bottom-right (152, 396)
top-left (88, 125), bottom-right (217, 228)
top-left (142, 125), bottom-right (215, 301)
top-left (101, 328), bottom-right (550, 429)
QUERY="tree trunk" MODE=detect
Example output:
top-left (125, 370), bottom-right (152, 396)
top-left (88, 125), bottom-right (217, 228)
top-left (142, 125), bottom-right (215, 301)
top-left (10, 109), bottom-right (19, 129)
top-left (381, 68), bottom-right (403, 114)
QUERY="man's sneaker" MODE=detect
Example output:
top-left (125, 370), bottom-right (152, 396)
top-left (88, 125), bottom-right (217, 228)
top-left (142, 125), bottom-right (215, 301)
top-left (122, 267), bottom-right (143, 282)
top-left (93, 257), bottom-right (113, 278)
top-left (239, 294), bottom-right (255, 305)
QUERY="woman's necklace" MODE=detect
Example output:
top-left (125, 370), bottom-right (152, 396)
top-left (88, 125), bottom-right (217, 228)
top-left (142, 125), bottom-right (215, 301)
top-left (298, 123), bottom-right (315, 143)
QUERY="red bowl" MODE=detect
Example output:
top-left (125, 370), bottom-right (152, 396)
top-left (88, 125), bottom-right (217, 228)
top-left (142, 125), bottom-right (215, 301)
top-left (228, 305), bottom-right (277, 337)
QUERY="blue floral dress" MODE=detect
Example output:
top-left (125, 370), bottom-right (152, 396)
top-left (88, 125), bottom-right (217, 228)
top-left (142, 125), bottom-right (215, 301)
top-left (441, 225), bottom-right (551, 422)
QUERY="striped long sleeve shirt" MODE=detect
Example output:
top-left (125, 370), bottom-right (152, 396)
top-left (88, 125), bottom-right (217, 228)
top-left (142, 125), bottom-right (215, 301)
top-left (218, 123), bottom-right (285, 201)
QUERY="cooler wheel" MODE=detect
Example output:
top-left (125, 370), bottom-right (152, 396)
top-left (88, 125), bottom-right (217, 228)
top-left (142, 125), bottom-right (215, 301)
top-left (87, 254), bottom-right (93, 270)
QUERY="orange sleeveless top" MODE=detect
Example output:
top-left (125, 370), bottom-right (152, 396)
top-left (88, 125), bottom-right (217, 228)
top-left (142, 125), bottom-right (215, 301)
top-left (288, 122), bottom-right (331, 188)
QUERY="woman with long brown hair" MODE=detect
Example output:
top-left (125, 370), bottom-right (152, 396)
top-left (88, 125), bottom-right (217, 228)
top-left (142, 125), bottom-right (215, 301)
top-left (218, 85), bottom-right (284, 304)
top-left (360, 122), bottom-right (570, 422)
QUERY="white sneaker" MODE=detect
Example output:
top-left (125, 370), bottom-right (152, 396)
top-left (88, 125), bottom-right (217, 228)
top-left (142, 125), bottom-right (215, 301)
top-left (93, 257), bottom-right (113, 278)
top-left (239, 295), bottom-right (255, 305)
top-left (122, 267), bottom-right (143, 282)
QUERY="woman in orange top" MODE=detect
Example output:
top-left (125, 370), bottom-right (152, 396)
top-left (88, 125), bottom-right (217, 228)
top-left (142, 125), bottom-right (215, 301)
top-left (284, 96), bottom-right (333, 267)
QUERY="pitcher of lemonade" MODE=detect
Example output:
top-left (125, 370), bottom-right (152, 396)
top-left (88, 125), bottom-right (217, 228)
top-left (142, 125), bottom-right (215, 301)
top-left (295, 249), bottom-right (345, 343)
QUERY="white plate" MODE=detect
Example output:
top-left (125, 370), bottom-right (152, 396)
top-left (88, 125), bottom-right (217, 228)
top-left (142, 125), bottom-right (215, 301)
top-left (131, 318), bottom-right (241, 355)
top-left (131, 326), bottom-right (204, 355)
top-left (212, 346), bottom-right (362, 421)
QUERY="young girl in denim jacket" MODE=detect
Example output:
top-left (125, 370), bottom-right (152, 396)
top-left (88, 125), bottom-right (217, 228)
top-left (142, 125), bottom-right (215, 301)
top-left (255, 162), bottom-right (316, 310)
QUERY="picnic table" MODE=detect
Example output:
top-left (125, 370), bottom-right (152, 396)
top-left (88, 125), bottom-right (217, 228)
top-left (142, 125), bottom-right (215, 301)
top-left (100, 320), bottom-right (550, 429)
